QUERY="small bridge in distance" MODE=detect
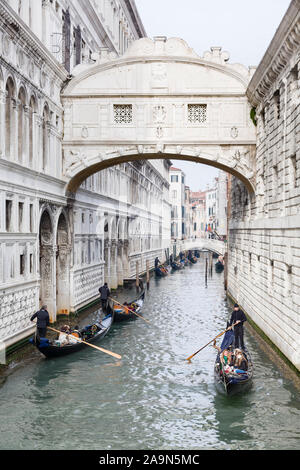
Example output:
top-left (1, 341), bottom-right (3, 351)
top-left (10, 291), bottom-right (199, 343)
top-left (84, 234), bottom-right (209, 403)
top-left (171, 238), bottom-right (227, 258)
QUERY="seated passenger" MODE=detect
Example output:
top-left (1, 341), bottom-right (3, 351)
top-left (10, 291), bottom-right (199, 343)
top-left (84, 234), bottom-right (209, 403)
top-left (213, 341), bottom-right (233, 370)
top-left (71, 325), bottom-right (81, 338)
top-left (233, 348), bottom-right (248, 371)
top-left (58, 325), bottom-right (70, 346)
top-left (220, 348), bottom-right (233, 368)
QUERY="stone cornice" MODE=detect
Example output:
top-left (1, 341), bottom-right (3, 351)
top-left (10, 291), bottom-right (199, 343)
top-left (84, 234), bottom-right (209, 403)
top-left (247, 0), bottom-right (300, 106)
top-left (0, 1), bottom-right (68, 82)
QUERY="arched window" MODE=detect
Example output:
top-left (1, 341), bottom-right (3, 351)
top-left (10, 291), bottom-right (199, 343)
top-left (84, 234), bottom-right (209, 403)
top-left (42, 104), bottom-right (49, 171)
top-left (5, 78), bottom-right (15, 159)
top-left (18, 87), bottom-right (26, 162)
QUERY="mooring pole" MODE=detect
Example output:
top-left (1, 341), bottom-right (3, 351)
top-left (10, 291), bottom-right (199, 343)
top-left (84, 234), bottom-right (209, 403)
top-left (146, 260), bottom-right (150, 290)
top-left (136, 261), bottom-right (139, 291)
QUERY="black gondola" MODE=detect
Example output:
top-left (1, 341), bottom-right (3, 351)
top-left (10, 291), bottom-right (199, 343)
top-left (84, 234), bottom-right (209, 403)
top-left (215, 260), bottom-right (224, 272)
top-left (214, 329), bottom-right (253, 396)
top-left (171, 261), bottom-right (184, 271)
top-left (155, 266), bottom-right (169, 277)
top-left (30, 310), bottom-right (114, 359)
top-left (113, 290), bottom-right (145, 322)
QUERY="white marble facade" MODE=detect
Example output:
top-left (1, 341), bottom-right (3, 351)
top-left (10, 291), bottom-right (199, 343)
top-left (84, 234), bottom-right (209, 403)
top-left (0, 0), bottom-right (168, 348)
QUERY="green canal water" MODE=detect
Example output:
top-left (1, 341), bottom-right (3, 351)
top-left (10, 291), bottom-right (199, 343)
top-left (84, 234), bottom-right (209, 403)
top-left (0, 257), bottom-right (299, 450)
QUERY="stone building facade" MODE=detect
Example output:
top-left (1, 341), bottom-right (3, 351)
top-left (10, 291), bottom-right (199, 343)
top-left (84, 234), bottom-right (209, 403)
top-left (0, 1), bottom-right (171, 348)
top-left (170, 167), bottom-right (187, 240)
top-left (228, 0), bottom-right (300, 370)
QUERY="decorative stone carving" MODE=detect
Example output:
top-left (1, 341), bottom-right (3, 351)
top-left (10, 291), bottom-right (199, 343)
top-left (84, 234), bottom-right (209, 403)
top-left (81, 126), bottom-right (89, 139)
top-left (231, 126), bottom-right (239, 139)
top-left (153, 105), bottom-right (166, 124)
top-left (203, 47), bottom-right (230, 65)
top-left (64, 149), bottom-right (90, 176)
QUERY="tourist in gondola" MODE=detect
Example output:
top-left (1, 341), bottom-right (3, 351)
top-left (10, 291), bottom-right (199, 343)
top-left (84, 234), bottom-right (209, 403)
top-left (58, 325), bottom-right (72, 346)
top-left (233, 348), bottom-right (248, 371)
top-left (30, 305), bottom-right (50, 340)
top-left (99, 282), bottom-right (110, 313)
top-left (229, 304), bottom-right (247, 350)
top-left (213, 341), bottom-right (234, 367)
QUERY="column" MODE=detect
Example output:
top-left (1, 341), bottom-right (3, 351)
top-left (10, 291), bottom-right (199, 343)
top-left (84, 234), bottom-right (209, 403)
top-left (35, 115), bottom-right (42, 171)
top-left (109, 240), bottom-right (118, 289)
top-left (0, 90), bottom-right (5, 157)
top-left (23, 105), bottom-right (30, 166)
top-left (40, 245), bottom-right (56, 322)
top-left (104, 239), bottom-right (111, 284)
top-left (122, 240), bottom-right (130, 279)
top-left (11, 98), bottom-right (18, 162)
top-left (117, 240), bottom-right (124, 286)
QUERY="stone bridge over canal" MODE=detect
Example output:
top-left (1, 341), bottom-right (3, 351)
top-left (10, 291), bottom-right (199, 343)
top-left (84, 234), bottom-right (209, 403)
top-left (62, 36), bottom-right (257, 197)
top-left (172, 238), bottom-right (227, 257)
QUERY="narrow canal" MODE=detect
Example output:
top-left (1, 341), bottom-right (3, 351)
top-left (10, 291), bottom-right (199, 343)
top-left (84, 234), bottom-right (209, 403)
top-left (0, 255), bottom-right (299, 450)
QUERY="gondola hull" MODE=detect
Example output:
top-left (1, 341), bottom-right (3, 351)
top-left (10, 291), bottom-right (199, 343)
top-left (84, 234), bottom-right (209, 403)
top-left (171, 262), bottom-right (184, 271)
top-left (214, 347), bottom-right (253, 396)
top-left (155, 267), bottom-right (168, 277)
top-left (31, 313), bottom-right (114, 359)
top-left (113, 292), bottom-right (145, 322)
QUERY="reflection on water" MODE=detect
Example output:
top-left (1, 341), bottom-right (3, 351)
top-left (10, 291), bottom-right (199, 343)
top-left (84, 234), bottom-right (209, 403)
top-left (0, 256), bottom-right (300, 450)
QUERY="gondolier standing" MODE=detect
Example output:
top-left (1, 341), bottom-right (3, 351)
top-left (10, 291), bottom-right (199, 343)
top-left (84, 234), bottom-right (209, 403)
top-left (30, 305), bottom-right (50, 339)
top-left (99, 283), bottom-right (110, 314)
top-left (229, 304), bottom-right (247, 350)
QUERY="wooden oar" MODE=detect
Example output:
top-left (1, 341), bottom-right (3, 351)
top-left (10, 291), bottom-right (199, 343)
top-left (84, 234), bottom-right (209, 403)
top-left (186, 321), bottom-right (240, 362)
top-left (109, 297), bottom-right (150, 324)
top-left (48, 326), bottom-right (122, 360)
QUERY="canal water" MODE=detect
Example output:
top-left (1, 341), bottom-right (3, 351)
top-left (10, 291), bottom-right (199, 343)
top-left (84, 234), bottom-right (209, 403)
top-left (0, 256), bottom-right (299, 450)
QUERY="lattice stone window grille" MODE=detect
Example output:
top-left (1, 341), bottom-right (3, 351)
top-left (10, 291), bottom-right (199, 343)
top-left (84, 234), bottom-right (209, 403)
top-left (188, 104), bottom-right (207, 124)
top-left (113, 104), bottom-right (133, 124)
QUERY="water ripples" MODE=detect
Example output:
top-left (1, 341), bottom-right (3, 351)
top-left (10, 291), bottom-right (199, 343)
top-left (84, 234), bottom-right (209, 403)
top-left (0, 258), bottom-right (300, 450)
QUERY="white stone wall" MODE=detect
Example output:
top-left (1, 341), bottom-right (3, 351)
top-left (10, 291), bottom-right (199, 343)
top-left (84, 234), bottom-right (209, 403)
top-left (228, 0), bottom-right (300, 370)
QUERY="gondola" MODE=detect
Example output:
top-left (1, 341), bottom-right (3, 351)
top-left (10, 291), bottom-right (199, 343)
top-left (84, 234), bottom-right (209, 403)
top-left (215, 260), bottom-right (224, 272)
top-left (113, 290), bottom-right (145, 322)
top-left (214, 329), bottom-right (253, 396)
top-left (29, 310), bottom-right (114, 359)
top-left (155, 266), bottom-right (169, 277)
top-left (171, 261), bottom-right (184, 271)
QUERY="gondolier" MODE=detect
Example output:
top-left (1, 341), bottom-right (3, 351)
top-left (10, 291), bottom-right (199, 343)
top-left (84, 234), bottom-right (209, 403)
top-left (30, 305), bottom-right (50, 339)
top-left (99, 283), bottom-right (110, 313)
top-left (229, 304), bottom-right (247, 350)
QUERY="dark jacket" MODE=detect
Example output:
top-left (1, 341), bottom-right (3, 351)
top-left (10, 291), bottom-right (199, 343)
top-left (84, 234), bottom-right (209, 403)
top-left (99, 285), bottom-right (110, 300)
top-left (31, 309), bottom-right (50, 328)
top-left (230, 309), bottom-right (247, 328)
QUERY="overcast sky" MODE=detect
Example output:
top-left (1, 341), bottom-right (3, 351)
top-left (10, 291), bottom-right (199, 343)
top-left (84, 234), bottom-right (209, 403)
top-left (135, 0), bottom-right (291, 191)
